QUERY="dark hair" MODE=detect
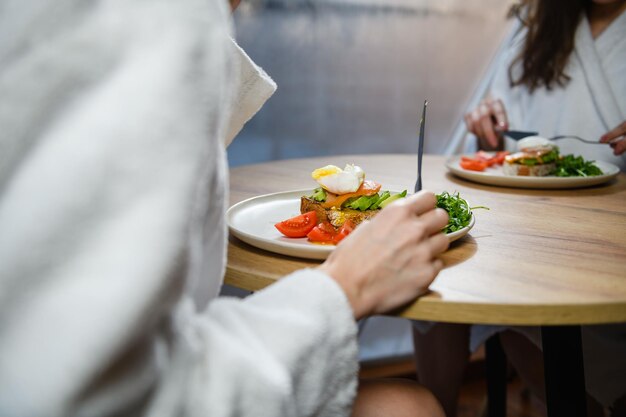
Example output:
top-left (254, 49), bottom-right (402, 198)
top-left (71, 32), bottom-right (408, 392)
top-left (508, 0), bottom-right (589, 93)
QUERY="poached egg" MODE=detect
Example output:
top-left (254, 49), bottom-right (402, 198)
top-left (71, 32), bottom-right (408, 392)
top-left (311, 164), bottom-right (365, 195)
top-left (517, 135), bottom-right (555, 151)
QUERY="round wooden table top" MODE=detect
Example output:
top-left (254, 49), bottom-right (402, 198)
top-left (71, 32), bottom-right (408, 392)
top-left (226, 154), bottom-right (626, 325)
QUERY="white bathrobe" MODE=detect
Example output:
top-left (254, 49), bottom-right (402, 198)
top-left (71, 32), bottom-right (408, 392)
top-left (470, 10), bottom-right (626, 406)
top-left (491, 11), bottom-right (626, 170)
top-left (0, 1), bottom-right (358, 416)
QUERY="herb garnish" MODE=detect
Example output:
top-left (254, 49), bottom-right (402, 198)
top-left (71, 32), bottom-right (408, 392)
top-left (436, 191), bottom-right (488, 233)
top-left (553, 155), bottom-right (603, 177)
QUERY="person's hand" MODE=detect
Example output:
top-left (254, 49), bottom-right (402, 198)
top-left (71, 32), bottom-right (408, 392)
top-left (464, 97), bottom-right (509, 150)
top-left (318, 191), bottom-right (450, 320)
top-left (600, 121), bottom-right (626, 155)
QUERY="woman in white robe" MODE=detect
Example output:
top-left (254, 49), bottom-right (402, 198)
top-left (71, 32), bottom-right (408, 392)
top-left (471, 2), bottom-right (626, 169)
top-left (0, 1), bottom-right (450, 416)
top-left (414, 0), bottom-right (626, 415)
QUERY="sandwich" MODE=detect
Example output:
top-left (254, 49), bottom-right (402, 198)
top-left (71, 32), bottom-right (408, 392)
top-left (301, 164), bottom-right (405, 228)
top-left (272, 164), bottom-right (405, 244)
top-left (503, 136), bottom-right (559, 176)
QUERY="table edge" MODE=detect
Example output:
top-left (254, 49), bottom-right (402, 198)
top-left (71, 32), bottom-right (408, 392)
top-left (225, 267), bottom-right (626, 326)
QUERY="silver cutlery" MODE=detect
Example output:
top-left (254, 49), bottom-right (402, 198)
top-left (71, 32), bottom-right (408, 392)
top-left (503, 130), bottom-right (618, 145)
top-left (415, 100), bottom-right (428, 193)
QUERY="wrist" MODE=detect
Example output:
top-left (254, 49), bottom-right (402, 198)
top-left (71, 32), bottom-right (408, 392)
top-left (317, 263), bottom-right (367, 320)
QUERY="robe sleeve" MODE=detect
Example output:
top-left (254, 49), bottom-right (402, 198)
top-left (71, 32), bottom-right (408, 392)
top-left (148, 270), bottom-right (359, 417)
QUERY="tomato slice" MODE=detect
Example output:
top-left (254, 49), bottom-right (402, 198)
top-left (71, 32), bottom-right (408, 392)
top-left (307, 222), bottom-right (336, 244)
top-left (493, 151), bottom-right (510, 165)
top-left (476, 151), bottom-right (500, 167)
top-left (275, 211), bottom-right (317, 238)
top-left (460, 159), bottom-right (488, 171)
top-left (332, 220), bottom-right (355, 244)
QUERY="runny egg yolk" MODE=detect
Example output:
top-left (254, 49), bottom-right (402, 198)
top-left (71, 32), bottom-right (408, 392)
top-left (311, 164), bottom-right (365, 195)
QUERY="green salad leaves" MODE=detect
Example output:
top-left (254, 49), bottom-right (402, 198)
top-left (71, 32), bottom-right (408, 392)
top-left (553, 154), bottom-right (603, 177)
top-left (436, 191), bottom-right (488, 233)
top-left (511, 146), bottom-right (603, 177)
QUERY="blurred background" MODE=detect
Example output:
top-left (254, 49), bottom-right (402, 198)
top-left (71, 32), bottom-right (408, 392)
top-left (228, 0), bottom-right (514, 167)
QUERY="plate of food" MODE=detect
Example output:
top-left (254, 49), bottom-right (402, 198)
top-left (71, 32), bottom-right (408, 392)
top-left (227, 164), bottom-right (480, 260)
top-left (446, 137), bottom-right (620, 189)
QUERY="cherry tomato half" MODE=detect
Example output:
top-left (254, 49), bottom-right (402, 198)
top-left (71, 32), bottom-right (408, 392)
top-left (493, 151), bottom-right (510, 165)
top-left (307, 222), bottom-right (336, 244)
top-left (275, 211), bottom-right (317, 238)
top-left (459, 159), bottom-right (488, 171)
top-left (332, 220), bottom-right (355, 244)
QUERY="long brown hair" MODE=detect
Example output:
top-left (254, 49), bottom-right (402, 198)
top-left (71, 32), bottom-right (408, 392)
top-left (508, 0), bottom-right (589, 92)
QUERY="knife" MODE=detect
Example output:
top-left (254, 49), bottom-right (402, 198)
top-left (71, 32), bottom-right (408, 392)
top-left (414, 100), bottom-right (428, 193)
top-left (501, 130), bottom-right (539, 141)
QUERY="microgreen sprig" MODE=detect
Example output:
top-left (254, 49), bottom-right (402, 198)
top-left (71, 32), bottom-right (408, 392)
top-left (436, 191), bottom-right (488, 233)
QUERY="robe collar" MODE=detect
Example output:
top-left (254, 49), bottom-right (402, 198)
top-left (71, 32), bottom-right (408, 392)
top-left (574, 11), bottom-right (626, 131)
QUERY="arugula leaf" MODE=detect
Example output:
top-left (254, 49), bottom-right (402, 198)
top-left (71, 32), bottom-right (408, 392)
top-left (436, 191), bottom-right (488, 233)
top-left (553, 155), bottom-right (603, 177)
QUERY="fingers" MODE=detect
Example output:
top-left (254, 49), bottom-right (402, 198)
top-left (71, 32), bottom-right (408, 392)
top-left (611, 138), bottom-right (626, 156)
top-left (492, 99), bottom-right (508, 131)
top-left (399, 190), bottom-right (437, 216)
top-left (469, 109), bottom-right (485, 140)
top-left (428, 232), bottom-right (450, 256)
top-left (466, 98), bottom-right (507, 150)
top-left (479, 102), bottom-right (499, 148)
top-left (600, 121), bottom-right (626, 155)
top-left (406, 232), bottom-right (449, 263)
top-left (418, 208), bottom-right (450, 236)
top-left (600, 121), bottom-right (626, 143)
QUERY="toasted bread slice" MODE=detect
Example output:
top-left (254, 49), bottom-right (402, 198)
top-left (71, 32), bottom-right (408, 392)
top-left (300, 196), bottom-right (378, 228)
top-left (503, 162), bottom-right (556, 176)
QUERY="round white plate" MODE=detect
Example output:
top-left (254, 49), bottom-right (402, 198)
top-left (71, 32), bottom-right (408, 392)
top-left (227, 189), bottom-right (474, 260)
top-left (446, 156), bottom-right (619, 189)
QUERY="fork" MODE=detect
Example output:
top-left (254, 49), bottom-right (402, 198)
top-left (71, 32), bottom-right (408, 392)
top-left (503, 130), bottom-right (619, 145)
top-left (550, 135), bottom-right (618, 145)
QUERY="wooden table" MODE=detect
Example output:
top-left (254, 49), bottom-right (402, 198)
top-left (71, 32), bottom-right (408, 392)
top-left (226, 154), bottom-right (626, 416)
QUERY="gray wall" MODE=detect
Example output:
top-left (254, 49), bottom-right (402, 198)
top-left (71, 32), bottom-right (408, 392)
top-left (229, 0), bottom-right (512, 166)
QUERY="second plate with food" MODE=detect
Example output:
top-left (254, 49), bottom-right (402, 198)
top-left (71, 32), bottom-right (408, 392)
top-left (227, 190), bottom-right (474, 260)
top-left (446, 156), bottom-right (619, 189)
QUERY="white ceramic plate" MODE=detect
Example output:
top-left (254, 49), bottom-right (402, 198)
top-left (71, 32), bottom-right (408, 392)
top-left (227, 189), bottom-right (474, 260)
top-left (446, 156), bottom-right (619, 189)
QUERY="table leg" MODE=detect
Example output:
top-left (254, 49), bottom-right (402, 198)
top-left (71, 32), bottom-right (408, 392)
top-left (541, 325), bottom-right (587, 417)
top-left (486, 334), bottom-right (507, 417)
